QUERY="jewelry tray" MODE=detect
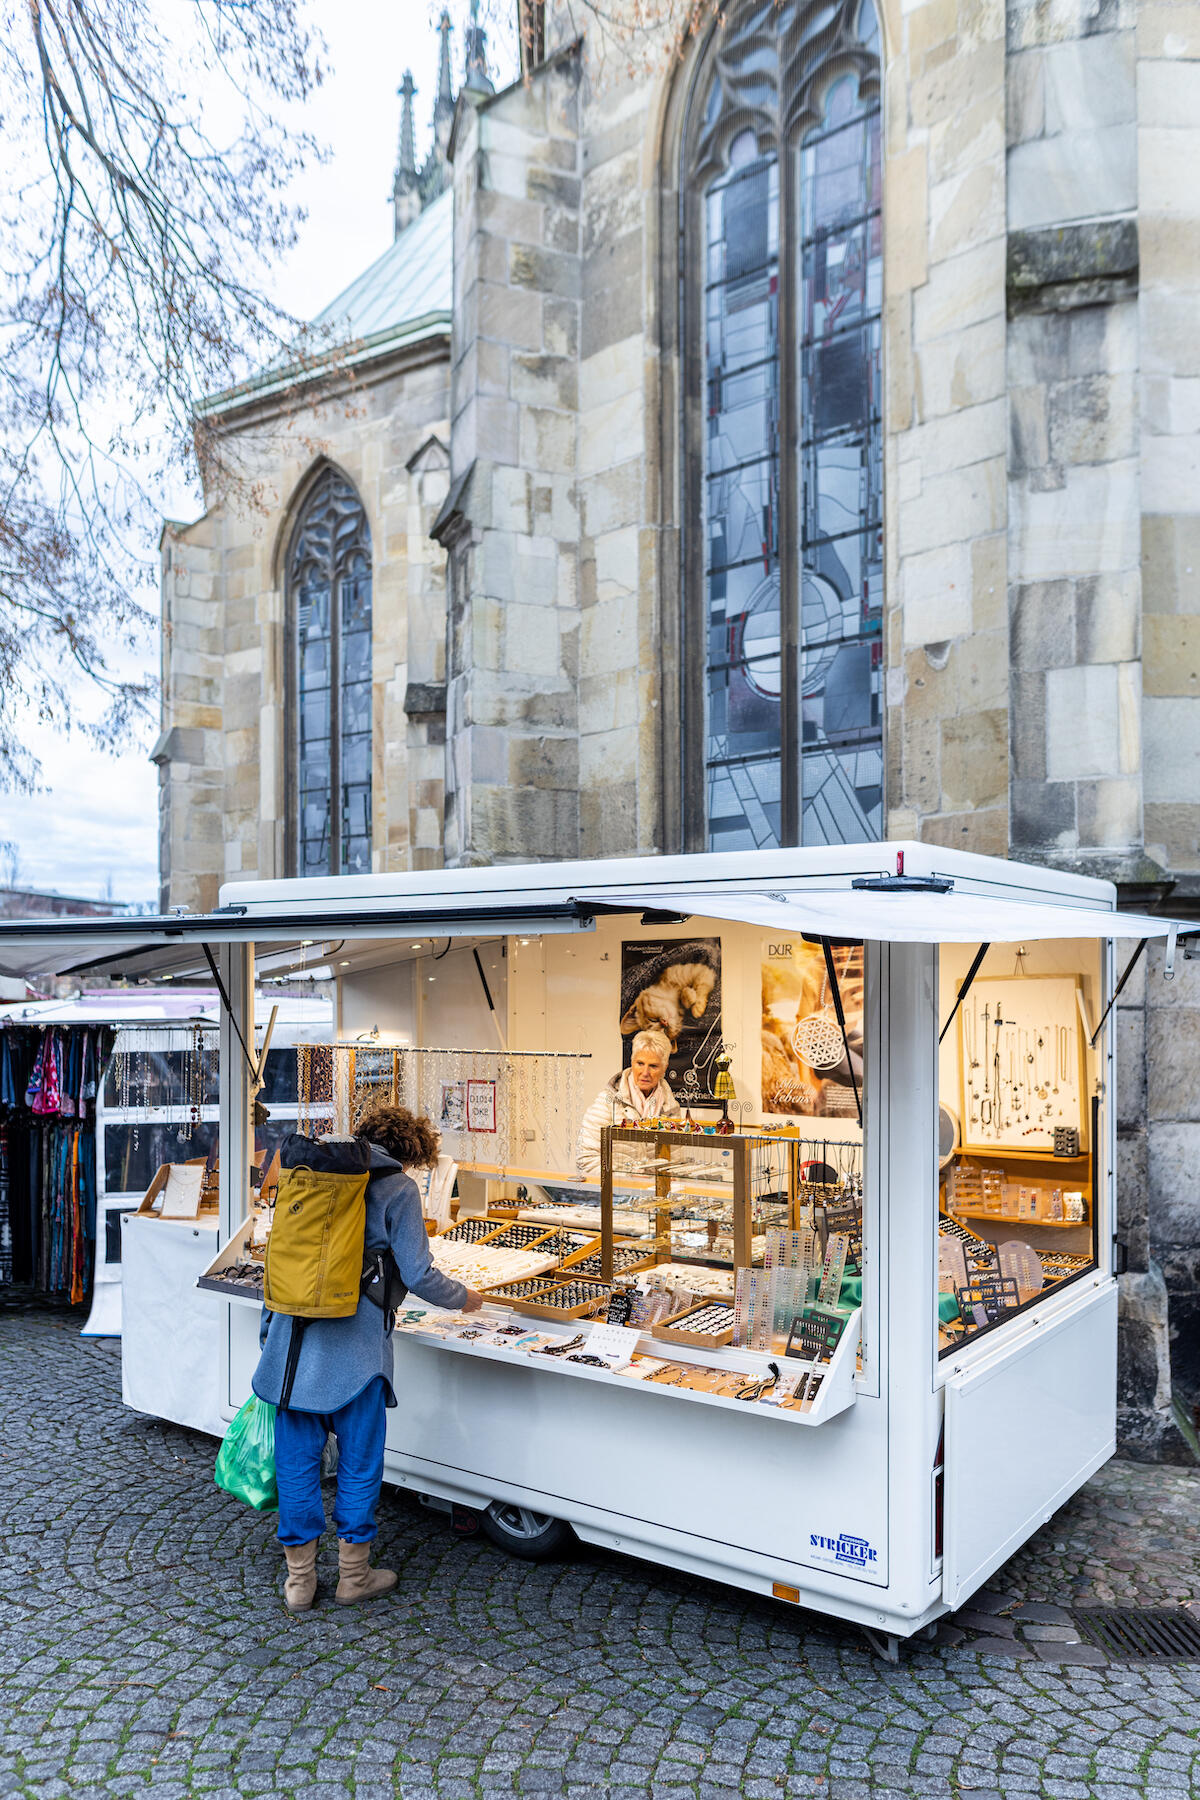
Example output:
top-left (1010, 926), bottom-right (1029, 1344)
top-left (651, 1299), bottom-right (735, 1347)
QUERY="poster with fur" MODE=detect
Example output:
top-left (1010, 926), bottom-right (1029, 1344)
top-left (620, 938), bottom-right (722, 1102)
top-left (762, 941), bottom-right (864, 1117)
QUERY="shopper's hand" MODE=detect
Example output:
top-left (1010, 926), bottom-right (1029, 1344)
top-left (461, 1287), bottom-right (486, 1313)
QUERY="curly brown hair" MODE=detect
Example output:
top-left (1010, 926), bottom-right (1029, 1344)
top-left (355, 1102), bottom-right (440, 1168)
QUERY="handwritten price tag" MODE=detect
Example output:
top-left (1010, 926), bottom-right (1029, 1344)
top-left (582, 1323), bottom-right (642, 1369)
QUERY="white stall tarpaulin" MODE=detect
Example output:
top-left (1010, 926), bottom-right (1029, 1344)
top-left (577, 886), bottom-right (1183, 947)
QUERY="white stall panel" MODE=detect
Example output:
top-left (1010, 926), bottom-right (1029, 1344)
top-left (122, 1216), bottom-right (226, 1437)
top-left (381, 1339), bottom-right (891, 1585)
top-left (943, 1280), bottom-right (1117, 1609)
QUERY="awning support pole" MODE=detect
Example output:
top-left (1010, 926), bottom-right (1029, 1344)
top-left (1090, 937), bottom-right (1149, 1048)
top-left (939, 943), bottom-right (991, 1045)
top-left (821, 939), bottom-right (862, 1127)
top-left (202, 941), bottom-right (261, 1085)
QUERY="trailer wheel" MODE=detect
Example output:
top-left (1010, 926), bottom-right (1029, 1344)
top-left (480, 1501), bottom-right (572, 1560)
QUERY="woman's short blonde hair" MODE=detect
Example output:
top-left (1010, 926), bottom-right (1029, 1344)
top-left (630, 1028), bottom-right (672, 1068)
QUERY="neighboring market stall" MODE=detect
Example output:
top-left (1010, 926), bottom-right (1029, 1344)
top-left (0, 844), bottom-right (1185, 1652)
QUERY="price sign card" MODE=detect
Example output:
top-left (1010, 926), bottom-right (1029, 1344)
top-left (582, 1323), bottom-right (642, 1370)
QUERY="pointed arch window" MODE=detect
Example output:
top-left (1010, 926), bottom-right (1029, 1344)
top-left (682, 0), bottom-right (883, 849)
top-left (287, 469), bottom-right (373, 876)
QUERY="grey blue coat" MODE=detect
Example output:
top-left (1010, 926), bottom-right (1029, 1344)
top-left (252, 1144), bottom-right (467, 1413)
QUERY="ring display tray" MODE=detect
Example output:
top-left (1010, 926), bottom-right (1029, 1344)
top-left (651, 1299), bottom-right (736, 1348)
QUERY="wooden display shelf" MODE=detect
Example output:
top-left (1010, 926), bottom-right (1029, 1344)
top-left (956, 1148), bottom-right (1089, 1167)
top-left (952, 1208), bottom-right (1088, 1229)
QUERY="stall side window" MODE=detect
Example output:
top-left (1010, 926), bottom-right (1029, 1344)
top-left (937, 945), bottom-right (1101, 1356)
top-left (682, 0), bottom-right (883, 851)
top-left (287, 468), bottom-right (374, 877)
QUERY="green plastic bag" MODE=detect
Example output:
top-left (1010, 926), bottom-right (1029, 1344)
top-left (215, 1395), bottom-right (277, 1511)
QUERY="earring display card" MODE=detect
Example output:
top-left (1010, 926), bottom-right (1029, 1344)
top-left (784, 1305), bottom-right (846, 1364)
top-left (959, 1273), bottom-right (1021, 1325)
top-left (763, 1226), bottom-right (819, 1273)
top-left (938, 1234), bottom-right (968, 1294)
top-left (816, 1233), bottom-right (849, 1307)
top-left (998, 1239), bottom-right (1044, 1296)
top-left (733, 1268), bottom-right (773, 1352)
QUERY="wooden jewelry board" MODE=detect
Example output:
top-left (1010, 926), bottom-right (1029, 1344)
top-left (958, 975), bottom-right (1088, 1156)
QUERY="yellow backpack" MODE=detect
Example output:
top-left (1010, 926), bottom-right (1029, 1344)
top-left (264, 1133), bottom-right (372, 1320)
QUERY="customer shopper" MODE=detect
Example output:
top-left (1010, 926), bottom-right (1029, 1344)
top-left (253, 1103), bottom-right (483, 1612)
top-left (575, 1028), bottom-right (680, 1179)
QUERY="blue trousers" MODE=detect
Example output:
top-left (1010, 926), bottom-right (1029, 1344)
top-left (274, 1376), bottom-right (387, 1547)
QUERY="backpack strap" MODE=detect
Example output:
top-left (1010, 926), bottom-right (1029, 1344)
top-left (278, 1316), bottom-right (309, 1413)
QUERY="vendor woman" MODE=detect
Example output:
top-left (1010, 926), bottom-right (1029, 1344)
top-left (575, 1028), bottom-right (680, 1179)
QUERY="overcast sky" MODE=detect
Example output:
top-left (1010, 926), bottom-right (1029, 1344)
top-left (2, 0), bottom-right (512, 906)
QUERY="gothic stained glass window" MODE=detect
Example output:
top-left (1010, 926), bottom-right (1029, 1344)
top-left (684, 0), bottom-right (883, 850)
top-left (287, 469), bottom-right (374, 877)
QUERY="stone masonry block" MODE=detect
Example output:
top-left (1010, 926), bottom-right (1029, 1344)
top-left (1145, 802), bottom-right (1200, 871)
top-left (509, 242), bottom-right (581, 302)
top-left (1009, 386), bottom-right (1050, 473)
top-left (1147, 1121), bottom-right (1200, 1245)
top-left (1144, 696), bottom-right (1200, 804)
top-left (511, 353), bottom-right (578, 411)
top-left (1011, 776), bottom-right (1077, 848)
top-left (543, 297), bottom-right (579, 359)
top-left (1010, 458), bottom-right (1140, 583)
top-left (913, 238), bottom-right (1007, 343)
top-left (1076, 572), bottom-right (1140, 663)
top-left (1116, 1003), bottom-right (1146, 1133)
top-left (940, 708), bottom-right (1008, 809)
top-left (1076, 775), bottom-right (1141, 850)
top-left (919, 806), bottom-right (1010, 856)
top-left (903, 715), bottom-right (942, 810)
top-left (1007, 46), bottom-right (1045, 145)
top-left (509, 733), bottom-right (580, 791)
top-left (581, 232), bottom-right (643, 361)
top-left (1146, 1009), bottom-right (1200, 1122)
top-left (883, 146), bottom-right (929, 295)
top-left (1144, 615), bottom-right (1200, 696)
top-left (901, 540), bottom-right (973, 646)
top-left (1045, 663), bottom-right (1123, 779)
top-left (929, 160), bottom-right (1004, 263)
top-left (1047, 373), bottom-right (1136, 466)
top-left (1011, 578), bottom-right (1075, 669)
top-left (1142, 514), bottom-right (1200, 618)
top-left (476, 280), bottom-right (545, 350)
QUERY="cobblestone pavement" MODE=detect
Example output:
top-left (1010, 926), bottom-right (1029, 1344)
top-left (3, 1311), bottom-right (1200, 1800)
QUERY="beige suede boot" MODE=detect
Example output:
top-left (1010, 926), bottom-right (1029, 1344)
top-left (282, 1540), bottom-right (319, 1613)
top-left (335, 1538), bottom-right (397, 1604)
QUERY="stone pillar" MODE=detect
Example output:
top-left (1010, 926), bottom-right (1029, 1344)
top-left (155, 520), bottom-right (225, 914)
top-left (884, 0), bottom-right (1010, 856)
top-left (1005, 0), bottom-right (1142, 873)
top-left (438, 50), bottom-right (584, 867)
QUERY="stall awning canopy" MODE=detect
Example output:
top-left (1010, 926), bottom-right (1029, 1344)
top-left (0, 880), bottom-right (1185, 982)
top-left (0, 901), bottom-right (596, 981)
top-left (577, 886), bottom-right (1183, 945)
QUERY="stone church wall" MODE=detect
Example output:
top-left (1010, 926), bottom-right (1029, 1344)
top-left (159, 344), bottom-right (451, 912)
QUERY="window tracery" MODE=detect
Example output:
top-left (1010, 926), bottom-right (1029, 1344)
top-left (684, 0), bottom-right (883, 850)
top-left (287, 469), bottom-right (373, 877)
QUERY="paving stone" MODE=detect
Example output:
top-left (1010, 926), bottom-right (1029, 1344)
top-left (3, 1310), bottom-right (1200, 1799)
top-left (971, 1639), bottom-right (1035, 1660)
